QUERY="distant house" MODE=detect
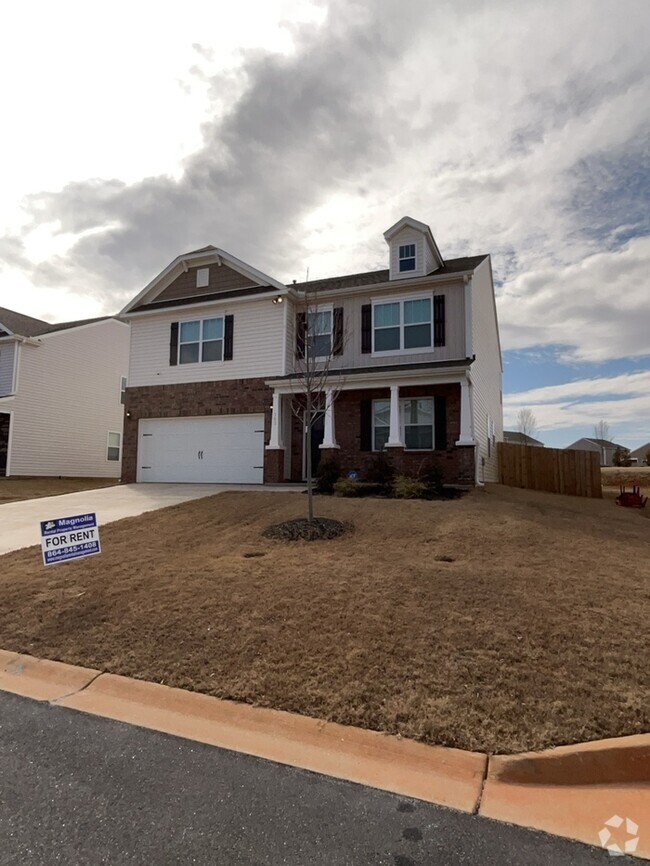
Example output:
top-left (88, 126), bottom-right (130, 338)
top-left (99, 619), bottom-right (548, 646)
top-left (565, 437), bottom-right (621, 467)
top-left (629, 443), bottom-right (650, 466)
top-left (0, 307), bottom-right (129, 478)
top-left (503, 430), bottom-right (544, 447)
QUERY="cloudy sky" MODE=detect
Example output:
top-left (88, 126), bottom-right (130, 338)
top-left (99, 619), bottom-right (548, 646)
top-left (1, 0), bottom-right (649, 448)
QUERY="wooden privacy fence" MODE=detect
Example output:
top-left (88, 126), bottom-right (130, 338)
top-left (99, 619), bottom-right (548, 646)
top-left (498, 442), bottom-right (602, 498)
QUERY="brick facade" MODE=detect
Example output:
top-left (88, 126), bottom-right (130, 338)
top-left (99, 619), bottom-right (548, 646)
top-left (122, 379), bottom-right (475, 487)
top-left (122, 378), bottom-right (272, 483)
top-left (288, 383), bottom-right (475, 486)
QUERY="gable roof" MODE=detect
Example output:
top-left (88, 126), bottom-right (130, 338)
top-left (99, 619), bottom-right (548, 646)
top-left (503, 430), bottom-right (545, 446)
top-left (0, 307), bottom-right (50, 337)
top-left (290, 255), bottom-right (488, 294)
top-left (0, 307), bottom-right (116, 339)
top-left (121, 247), bottom-right (288, 315)
top-left (630, 442), bottom-right (650, 460)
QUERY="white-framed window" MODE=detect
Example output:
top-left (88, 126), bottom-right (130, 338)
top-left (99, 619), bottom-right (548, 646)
top-left (178, 317), bottom-right (223, 364)
top-left (107, 431), bottom-right (121, 462)
top-left (398, 243), bottom-right (416, 272)
top-left (120, 376), bottom-right (127, 404)
top-left (372, 295), bottom-right (432, 353)
top-left (372, 398), bottom-right (435, 451)
top-left (196, 267), bottom-right (210, 288)
top-left (307, 306), bottom-right (333, 358)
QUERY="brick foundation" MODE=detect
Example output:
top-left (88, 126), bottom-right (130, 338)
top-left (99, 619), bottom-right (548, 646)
top-left (122, 379), bottom-right (273, 483)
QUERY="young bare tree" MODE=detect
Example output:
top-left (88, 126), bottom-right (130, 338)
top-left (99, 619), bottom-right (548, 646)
top-left (593, 420), bottom-right (612, 442)
top-left (516, 408), bottom-right (538, 445)
top-left (290, 288), bottom-right (348, 521)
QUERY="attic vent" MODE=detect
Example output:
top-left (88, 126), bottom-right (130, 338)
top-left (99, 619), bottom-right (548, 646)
top-left (196, 268), bottom-right (210, 288)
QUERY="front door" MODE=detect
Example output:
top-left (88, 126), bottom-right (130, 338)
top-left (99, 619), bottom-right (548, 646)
top-left (305, 412), bottom-right (325, 479)
top-left (0, 413), bottom-right (10, 476)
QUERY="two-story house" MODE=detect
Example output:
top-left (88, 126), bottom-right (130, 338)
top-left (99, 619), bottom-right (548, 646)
top-left (0, 308), bottom-right (129, 478)
top-left (120, 217), bottom-right (503, 486)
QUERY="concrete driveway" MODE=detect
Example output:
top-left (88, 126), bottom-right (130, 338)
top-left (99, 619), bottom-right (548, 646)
top-left (0, 483), bottom-right (290, 556)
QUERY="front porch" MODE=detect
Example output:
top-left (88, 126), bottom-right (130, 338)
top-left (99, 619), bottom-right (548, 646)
top-left (264, 370), bottom-right (477, 486)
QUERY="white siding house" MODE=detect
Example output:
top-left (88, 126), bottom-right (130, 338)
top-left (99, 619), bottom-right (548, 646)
top-left (0, 311), bottom-right (129, 478)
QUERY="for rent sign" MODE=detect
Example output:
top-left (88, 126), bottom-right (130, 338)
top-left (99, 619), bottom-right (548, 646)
top-left (40, 513), bottom-right (101, 566)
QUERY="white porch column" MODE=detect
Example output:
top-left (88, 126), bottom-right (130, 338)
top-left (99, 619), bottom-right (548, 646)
top-left (385, 384), bottom-right (404, 448)
top-left (266, 391), bottom-right (283, 449)
top-left (456, 376), bottom-right (476, 446)
top-left (320, 388), bottom-right (339, 449)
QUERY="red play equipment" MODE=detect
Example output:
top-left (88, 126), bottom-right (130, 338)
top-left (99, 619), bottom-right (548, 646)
top-left (615, 485), bottom-right (647, 508)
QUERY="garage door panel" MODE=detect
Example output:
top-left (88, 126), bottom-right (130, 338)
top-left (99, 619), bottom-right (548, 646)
top-left (138, 415), bottom-right (264, 484)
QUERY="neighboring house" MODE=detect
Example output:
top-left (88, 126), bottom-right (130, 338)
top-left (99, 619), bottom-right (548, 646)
top-left (629, 442), bottom-right (650, 466)
top-left (119, 217), bottom-right (503, 486)
top-left (503, 431), bottom-right (545, 447)
top-left (565, 437), bottom-right (621, 467)
top-left (0, 308), bottom-right (129, 478)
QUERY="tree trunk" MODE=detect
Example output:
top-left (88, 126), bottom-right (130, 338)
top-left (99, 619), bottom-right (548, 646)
top-left (305, 400), bottom-right (314, 522)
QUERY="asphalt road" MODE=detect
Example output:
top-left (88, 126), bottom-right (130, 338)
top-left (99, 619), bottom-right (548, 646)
top-left (0, 691), bottom-right (634, 865)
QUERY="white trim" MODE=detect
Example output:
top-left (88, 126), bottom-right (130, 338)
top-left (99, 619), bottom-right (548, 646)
top-left (36, 318), bottom-right (129, 340)
top-left (266, 366), bottom-right (471, 393)
top-left (121, 290), bottom-right (285, 319)
top-left (464, 276), bottom-right (473, 358)
top-left (371, 291), bottom-right (433, 356)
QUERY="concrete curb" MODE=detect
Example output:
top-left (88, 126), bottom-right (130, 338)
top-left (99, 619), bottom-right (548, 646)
top-left (0, 651), bottom-right (647, 858)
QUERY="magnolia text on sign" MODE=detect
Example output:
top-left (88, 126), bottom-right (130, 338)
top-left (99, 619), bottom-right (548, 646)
top-left (40, 513), bottom-right (101, 566)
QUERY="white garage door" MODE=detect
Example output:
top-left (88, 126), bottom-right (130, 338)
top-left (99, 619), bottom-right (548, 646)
top-left (137, 415), bottom-right (265, 483)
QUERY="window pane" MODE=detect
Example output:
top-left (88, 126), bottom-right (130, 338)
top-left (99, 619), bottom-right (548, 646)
top-left (202, 318), bottom-right (223, 340)
top-left (180, 320), bottom-right (200, 343)
top-left (374, 303), bottom-right (400, 328)
top-left (108, 432), bottom-right (121, 448)
top-left (374, 427), bottom-right (390, 451)
top-left (399, 258), bottom-right (416, 272)
top-left (311, 334), bottom-right (331, 357)
top-left (107, 447), bottom-right (120, 461)
top-left (374, 327), bottom-right (400, 352)
top-left (403, 399), bottom-right (433, 425)
top-left (179, 343), bottom-right (199, 364)
top-left (404, 426), bottom-right (433, 449)
top-left (202, 340), bottom-right (223, 362)
top-left (399, 244), bottom-right (415, 257)
top-left (308, 310), bottom-right (332, 336)
top-left (373, 400), bottom-right (390, 427)
top-left (404, 298), bottom-right (431, 324)
top-left (404, 323), bottom-right (431, 349)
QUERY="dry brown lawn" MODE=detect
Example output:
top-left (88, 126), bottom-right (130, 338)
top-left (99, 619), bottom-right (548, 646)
top-left (0, 477), bottom-right (118, 504)
top-left (0, 485), bottom-right (648, 754)
top-left (602, 465), bottom-right (650, 489)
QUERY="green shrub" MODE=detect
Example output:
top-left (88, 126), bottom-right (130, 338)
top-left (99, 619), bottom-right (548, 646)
top-left (365, 451), bottom-right (396, 490)
top-left (333, 477), bottom-right (361, 497)
top-left (417, 457), bottom-right (444, 495)
top-left (316, 456), bottom-right (341, 494)
top-left (393, 475), bottom-right (427, 499)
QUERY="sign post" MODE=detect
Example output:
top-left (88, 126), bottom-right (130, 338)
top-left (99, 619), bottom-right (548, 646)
top-left (40, 513), bottom-right (101, 567)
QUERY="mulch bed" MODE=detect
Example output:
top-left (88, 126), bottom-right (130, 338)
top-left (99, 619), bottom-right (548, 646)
top-left (263, 517), bottom-right (349, 541)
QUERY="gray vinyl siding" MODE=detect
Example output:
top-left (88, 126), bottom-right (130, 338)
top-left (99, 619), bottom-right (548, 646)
top-left (292, 279), bottom-right (467, 373)
top-left (0, 341), bottom-right (16, 396)
top-left (469, 257), bottom-right (503, 482)
top-left (388, 226), bottom-right (427, 280)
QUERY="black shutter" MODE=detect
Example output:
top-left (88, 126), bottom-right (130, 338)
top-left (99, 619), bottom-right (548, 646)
top-left (169, 322), bottom-right (179, 366)
top-left (295, 312), bottom-right (306, 358)
top-left (224, 315), bottom-right (234, 361)
top-left (361, 304), bottom-right (372, 354)
top-left (333, 307), bottom-right (343, 356)
top-left (360, 400), bottom-right (372, 451)
top-left (434, 395), bottom-right (447, 450)
top-left (434, 295), bottom-right (445, 347)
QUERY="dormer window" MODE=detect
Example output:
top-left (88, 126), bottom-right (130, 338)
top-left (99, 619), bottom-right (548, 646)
top-left (196, 268), bottom-right (210, 288)
top-left (398, 244), bottom-right (416, 273)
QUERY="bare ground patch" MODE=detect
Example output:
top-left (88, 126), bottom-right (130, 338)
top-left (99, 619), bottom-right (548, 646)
top-left (0, 485), bottom-right (648, 754)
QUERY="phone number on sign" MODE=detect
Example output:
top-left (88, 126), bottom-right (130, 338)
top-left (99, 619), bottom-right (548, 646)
top-left (48, 543), bottom-right (98, 557)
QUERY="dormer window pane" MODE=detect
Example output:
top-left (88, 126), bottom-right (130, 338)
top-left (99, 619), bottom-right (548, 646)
top-left (399, 244), bottom-right (416, 272)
